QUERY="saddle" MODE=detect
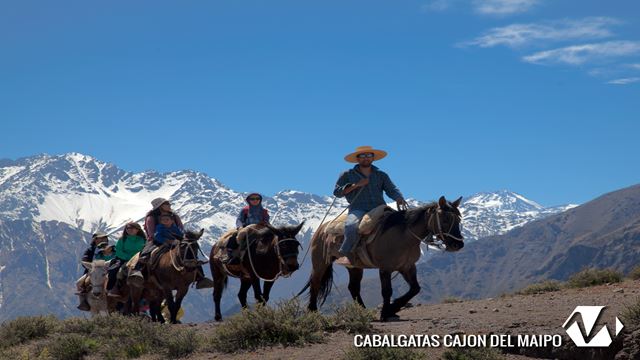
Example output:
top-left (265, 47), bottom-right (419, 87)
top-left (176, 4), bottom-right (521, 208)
top-left (325, 205), bottom-right (395, 268)
top-left (213, 227), bottom-right (264, 279)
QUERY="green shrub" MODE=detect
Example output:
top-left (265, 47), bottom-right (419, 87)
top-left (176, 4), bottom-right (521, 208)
top-left (59, 314), bottom-right (165, 359)
top-left (328, 302), bottom-right (376, 334)
top-left (343, 346), bottom-right (423, 360)
top-left (515, 281), bottom-right (562, 295)
top-left (566, 268), bottom-right (623, 288)
top-left (0, 315), bottom-right (59, 349)
top-left (165, 328), bottom-right (200, 359)
top-left (209, 299), bottom-right (329, 353)
top-left (628, 266), bottom-right (640, 280)
top-left (47, 334), bottom-right (97, 360)
top-left (622, 298), bottom-right (640, 330)
top-left (442, 347), bottom-right (505, 360)
top-left (442, 297), bottom-right (463, 304)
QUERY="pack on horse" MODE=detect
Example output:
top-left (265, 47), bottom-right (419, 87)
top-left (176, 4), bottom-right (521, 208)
top-left (298, 196), bottom-right (464, 321)
top-left (145, 228), bottom-right (208, 323)
top-left (210, 222), bottom-right (305, 321)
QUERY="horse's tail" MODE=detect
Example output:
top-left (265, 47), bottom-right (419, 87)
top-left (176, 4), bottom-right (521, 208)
top-left (318, 263), bottom-right (333, 307)
top-left (295, 280), bottom-right (310, 298)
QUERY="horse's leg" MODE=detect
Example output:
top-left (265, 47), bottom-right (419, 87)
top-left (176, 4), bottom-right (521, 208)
top-left (163, 289), bottom-right (178, 324)
top-left (213, 269), bottom-right (226, 321)
top-left (172, 287), bottom-right (188, 324)
top-left (151, 300), bottom-right (165, 323)
top-left (389, 265), bottom-right (421, 315)
top-left (379, 269), bottom-right (394, 321)
top-left (251, 276), bottom-right (265, 305)
top-left (238, 278), bottom-right (251, 308)
top-left (347, 267), bottom-right (365, 307)
top-left (262, 281), bottom-right (274, 303)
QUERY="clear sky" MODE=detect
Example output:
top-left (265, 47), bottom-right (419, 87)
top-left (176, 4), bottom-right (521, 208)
top-left (2, 0), bottom-right (639, 206)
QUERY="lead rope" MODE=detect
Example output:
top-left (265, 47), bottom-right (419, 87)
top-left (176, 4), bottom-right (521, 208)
top-left (246, 237), bottom-right (296, 282)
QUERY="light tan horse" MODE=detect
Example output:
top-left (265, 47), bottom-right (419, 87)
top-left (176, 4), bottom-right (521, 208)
top-left (81, 260), bottom-right (117, 316)
top-left (299, 196), bottom-right (464, 321)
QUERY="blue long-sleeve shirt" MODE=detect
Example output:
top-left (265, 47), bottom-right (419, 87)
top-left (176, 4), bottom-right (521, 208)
top-left (154, 224), bottom-right (184, 245)
top-left (333, 165), bottom-right (403, 212)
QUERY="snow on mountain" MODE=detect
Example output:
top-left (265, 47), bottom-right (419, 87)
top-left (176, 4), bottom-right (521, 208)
top-left (459, 190), bottom-right (578, 241)
top-left (0, 154), bottom-right (576, 246)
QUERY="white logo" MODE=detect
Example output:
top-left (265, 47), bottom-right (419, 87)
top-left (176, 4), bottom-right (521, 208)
top-left (563, 306), bottom-right (623, 347)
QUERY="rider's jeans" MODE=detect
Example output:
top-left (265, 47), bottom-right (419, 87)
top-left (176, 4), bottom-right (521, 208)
top-left (339, 209), bottom-right (367, 255)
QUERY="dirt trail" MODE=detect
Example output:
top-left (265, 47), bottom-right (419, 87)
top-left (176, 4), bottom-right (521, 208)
top-left (186, 280), bottom-right (640, 360)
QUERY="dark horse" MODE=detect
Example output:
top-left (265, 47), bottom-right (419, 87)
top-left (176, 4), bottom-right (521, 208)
top-left (147, 229), bottom-right (207, 323)
top-left (210, 222), bottom-right (304, 321)
top-left (299, 196), bottom-right (464, 321)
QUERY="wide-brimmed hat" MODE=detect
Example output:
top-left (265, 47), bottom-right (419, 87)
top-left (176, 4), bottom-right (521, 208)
top-left (151, 197), bottom-right (169, 210)
top-left (344, 146), bottom-right (388, 163)
top-left (96, 241), bottom-right (114, 250)
top-left (92, 231), bottom-right (108, 239)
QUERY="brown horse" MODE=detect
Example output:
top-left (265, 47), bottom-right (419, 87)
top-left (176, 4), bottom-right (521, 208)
top-left (147, 229), bottom-right (207, 323)
top-left (209, 222), bottom-right (304, 321)
top-left (299, 196), bottom-right (464, 321)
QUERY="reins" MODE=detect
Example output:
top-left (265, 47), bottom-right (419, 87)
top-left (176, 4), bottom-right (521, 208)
top-left (246, 237), bottom-right (300, 282)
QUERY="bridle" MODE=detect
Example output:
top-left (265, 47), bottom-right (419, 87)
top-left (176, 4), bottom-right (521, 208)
top-left (170, 238), bottom-right (208, 272)
top-left (246, 236), bottom-right (302, 282)
top-left (408, 205), bottom-right (463, 250)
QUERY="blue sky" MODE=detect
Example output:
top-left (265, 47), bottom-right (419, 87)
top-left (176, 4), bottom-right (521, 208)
top-left (1, 0), bottom-right (639, 206)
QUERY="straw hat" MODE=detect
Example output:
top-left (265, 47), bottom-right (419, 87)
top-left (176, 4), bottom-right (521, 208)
top-left (344, 146), bottom-right (388, 163)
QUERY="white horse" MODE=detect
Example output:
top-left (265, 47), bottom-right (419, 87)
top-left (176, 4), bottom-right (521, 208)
top-left (81, 260), bottom-right (111, 316)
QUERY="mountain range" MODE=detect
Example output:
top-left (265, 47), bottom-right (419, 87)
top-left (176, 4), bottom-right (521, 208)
top-left (0, 153), bottom-right (575, 322)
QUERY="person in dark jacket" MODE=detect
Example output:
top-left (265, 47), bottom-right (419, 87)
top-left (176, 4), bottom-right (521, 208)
top-left (224, 193), bottom-right (270, 265)
top-left (107, 222), bottom-right (146, 298)
top-left (76, 231), bottom-right (109, 311)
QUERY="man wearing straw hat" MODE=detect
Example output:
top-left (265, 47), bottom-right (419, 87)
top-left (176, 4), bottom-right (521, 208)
top-left (334, 146), bottom-right (408, 265)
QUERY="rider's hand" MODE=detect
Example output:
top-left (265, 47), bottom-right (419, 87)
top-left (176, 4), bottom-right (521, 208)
top-left (396, 198), bottom-right (408, 211)
top-left (355, 178), bottom-right (369, 188)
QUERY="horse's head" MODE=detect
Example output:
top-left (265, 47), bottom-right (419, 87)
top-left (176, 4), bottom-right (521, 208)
top-left (265, 222), bottom-right (305, 274)
top-left (179, 228), bottom-right (205, 268)
top-left (435, 196), bottom-right (464, 252)
top-left (82, 260), bottom-right (109, 296)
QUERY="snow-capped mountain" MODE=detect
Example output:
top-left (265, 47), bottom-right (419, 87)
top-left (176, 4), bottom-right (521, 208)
top-left (0, 153), bottom-right (346, 246)
top-left (0, 153), bottom-right (576, 322)
top-left (459, 190), bottom-right (578, 241)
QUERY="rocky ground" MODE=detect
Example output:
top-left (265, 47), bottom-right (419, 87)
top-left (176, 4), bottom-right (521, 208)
top-left (183, 279), bottom-right (639, 360)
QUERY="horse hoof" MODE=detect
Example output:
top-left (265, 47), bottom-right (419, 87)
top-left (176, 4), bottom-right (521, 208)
top-left (215, 315), bottom-right (222, 322)
top-left (380, 313), bottom-right (400, 322)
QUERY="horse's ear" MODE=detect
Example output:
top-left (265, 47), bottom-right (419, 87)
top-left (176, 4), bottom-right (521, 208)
top-left (82, 261), bottom-right (92, 270)
top-left (293, 221), bottom-right (305, 236)
top-left (451, 196), bottom-right (462, 208)
top-left (198, 228), bottom-right (204, 239)
top-left (438, 196), bottom-right (447, 208)
top-left (264, 223), bottom-right (282, 237)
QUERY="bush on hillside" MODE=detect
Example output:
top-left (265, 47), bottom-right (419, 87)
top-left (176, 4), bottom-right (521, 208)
top-left (515, 281), bottom-right (562, 295)
top-left (0, 315), bottom-right (59, 349)
top-left (566, 268), bottom-right (622, 288)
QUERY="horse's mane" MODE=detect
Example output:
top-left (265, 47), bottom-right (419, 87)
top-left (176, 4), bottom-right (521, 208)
top-left (381, 203), bottom-right (437, 232)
